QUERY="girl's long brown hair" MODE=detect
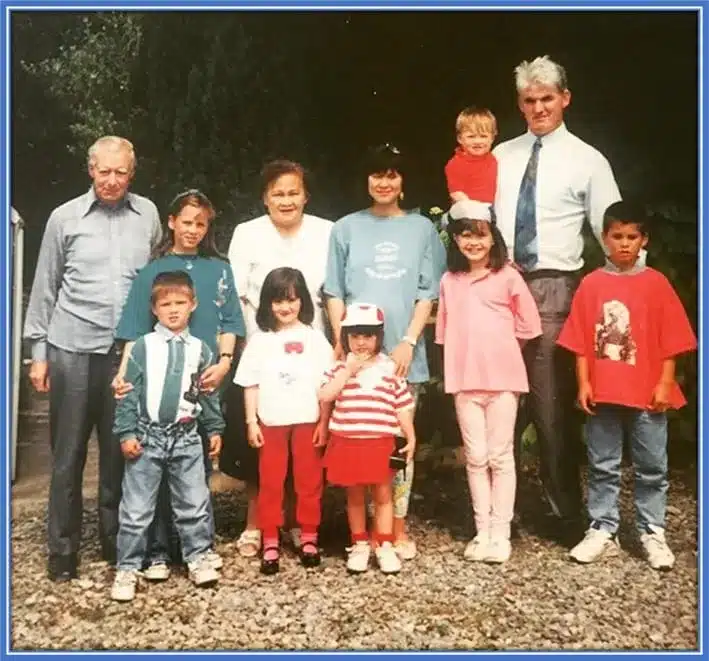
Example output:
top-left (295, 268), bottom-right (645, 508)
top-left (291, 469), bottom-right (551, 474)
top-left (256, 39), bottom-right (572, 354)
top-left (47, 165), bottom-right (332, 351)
top-left (151, 189), bottom-right (226, 261)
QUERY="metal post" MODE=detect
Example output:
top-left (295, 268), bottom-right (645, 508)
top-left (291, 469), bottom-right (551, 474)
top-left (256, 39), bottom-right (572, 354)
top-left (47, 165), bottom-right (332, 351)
top-left (11, 207), bottom-right (24, 483)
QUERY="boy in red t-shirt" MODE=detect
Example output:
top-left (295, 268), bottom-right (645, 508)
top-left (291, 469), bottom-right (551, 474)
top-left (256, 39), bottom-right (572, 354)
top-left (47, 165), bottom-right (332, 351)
top-left (557, 200), bottom-right (696, 571)
top-left (444, 106), bottom-right (498, 205)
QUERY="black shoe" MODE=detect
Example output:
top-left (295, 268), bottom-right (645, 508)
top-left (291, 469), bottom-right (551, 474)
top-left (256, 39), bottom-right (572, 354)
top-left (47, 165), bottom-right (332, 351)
top-left (299, 542), bottom-right (321, 568)
top-left (260, 547), bottom-right (280, 575)
top-left (48, 554), bottom-right (78, 582)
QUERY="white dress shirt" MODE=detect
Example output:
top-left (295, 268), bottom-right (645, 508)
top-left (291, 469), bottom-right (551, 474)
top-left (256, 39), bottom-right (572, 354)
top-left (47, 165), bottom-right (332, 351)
top-left (493, 123), bottom-right (621, 272)
top-left (227, 213), bottom-right (333, 339)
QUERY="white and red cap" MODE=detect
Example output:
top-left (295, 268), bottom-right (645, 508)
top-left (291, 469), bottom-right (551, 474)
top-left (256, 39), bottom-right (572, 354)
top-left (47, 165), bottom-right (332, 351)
top-left (341, 302), bottom-right (385, 327)
top-left (449, 199), bottom-right (492, 223)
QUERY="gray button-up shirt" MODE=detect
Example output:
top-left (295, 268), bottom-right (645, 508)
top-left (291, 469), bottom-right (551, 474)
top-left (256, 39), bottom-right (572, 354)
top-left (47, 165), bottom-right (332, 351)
top-left (23, 187), bottom-right (162, 360)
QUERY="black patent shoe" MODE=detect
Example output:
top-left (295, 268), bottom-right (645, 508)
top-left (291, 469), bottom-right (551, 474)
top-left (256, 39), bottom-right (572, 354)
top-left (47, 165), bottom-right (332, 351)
top-left (260, 547), bottom-right (280, 575)
top-left (299, 541), bottom-right (321, 568)
top-left (48, 554), bottom-right (78, 582)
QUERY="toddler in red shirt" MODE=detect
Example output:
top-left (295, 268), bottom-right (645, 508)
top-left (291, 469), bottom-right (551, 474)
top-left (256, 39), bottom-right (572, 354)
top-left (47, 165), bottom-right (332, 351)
top-left (444, 106), bottom-right (498, 205)
top-left (557, 200), bottom-right (696, 571)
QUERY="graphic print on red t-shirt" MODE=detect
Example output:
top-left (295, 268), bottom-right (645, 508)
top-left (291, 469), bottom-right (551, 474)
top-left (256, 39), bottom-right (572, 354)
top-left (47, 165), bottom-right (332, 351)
top-left (594, 299), bottom-right (637, 365)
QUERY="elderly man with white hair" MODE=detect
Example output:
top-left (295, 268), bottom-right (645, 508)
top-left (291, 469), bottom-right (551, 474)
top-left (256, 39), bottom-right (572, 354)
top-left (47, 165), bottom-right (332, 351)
top-left (24, 136), bottom-right (161, 581)
top-left (493, 56), bottom-right (622, 545)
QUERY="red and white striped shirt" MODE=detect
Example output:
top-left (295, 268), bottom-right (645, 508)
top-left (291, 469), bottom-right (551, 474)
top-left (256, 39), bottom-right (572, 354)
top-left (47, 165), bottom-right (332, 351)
top-left (323, 354), bottom-right (415, 438)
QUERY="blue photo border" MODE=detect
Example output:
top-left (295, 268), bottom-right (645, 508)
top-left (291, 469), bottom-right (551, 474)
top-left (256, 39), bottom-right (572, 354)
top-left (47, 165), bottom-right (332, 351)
top-left (0, 1), bottom-right (704, 658)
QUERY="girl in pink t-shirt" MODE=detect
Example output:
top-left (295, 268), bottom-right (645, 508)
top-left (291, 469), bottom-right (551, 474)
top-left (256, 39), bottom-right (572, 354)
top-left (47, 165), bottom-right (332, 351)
top-left (435, 200), bottom-right (541, 564)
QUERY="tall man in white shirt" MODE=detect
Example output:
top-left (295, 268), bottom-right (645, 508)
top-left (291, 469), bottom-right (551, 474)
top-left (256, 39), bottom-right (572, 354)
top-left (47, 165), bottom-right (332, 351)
top-left (493, 56), bottom-right (622, 544)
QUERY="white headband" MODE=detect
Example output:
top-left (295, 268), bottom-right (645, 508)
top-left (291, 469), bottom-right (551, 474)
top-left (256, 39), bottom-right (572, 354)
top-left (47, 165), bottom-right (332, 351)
top-left (449, 199), bottom-right (492, 222)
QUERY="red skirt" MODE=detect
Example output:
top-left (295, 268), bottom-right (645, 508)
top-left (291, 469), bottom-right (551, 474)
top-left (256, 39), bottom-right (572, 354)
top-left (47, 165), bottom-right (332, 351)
top-left (324, 434), bottom-right (395, 487)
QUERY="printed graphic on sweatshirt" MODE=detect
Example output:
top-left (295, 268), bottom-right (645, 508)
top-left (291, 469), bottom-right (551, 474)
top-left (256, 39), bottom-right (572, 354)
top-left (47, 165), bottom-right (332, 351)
top-left (365, 242), bottom-right (407, 280)
top-left (214, 269), bottom-right (229, 308)
top-left (594, 299), bottom-right (637, 365)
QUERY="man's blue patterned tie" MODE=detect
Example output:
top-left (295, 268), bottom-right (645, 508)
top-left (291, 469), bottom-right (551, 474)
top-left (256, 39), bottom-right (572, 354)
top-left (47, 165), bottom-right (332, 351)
top-left (514, 137), bottom-right (543, 271)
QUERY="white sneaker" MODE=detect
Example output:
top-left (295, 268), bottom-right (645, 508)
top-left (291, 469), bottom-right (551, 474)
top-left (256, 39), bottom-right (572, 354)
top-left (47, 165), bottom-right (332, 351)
top-left (187, 554), bottom-right (220, 587)
top-left (393, 538), bottom-right (417, 561)
top-left (640, 525), bottom-right (675, 571)
top-left (375, 541), bottom-right (402, 574)
top-left (569, 526), bottom-right (620, 564)
top-left (485, 537), bottom-right (512, 564)
top-left (142, 561), bottom-right (171, 582)
top-left (205, 548), bottom-right (223, 570)
top-left (111, 569), bottom-right (138, 602)
top-left (464, 533), bottom-right (489, 562)
top-left (346, 540), bottom-right (371, 573)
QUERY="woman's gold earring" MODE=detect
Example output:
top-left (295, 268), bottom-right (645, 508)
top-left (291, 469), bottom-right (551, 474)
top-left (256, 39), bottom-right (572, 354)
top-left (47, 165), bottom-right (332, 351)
top-left (399, 191), bottom-right (404, 201)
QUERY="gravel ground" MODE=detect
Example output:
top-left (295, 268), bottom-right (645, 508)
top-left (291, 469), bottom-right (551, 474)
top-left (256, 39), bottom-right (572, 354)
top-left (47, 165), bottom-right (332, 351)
top-left (10, 455), bottom-right (698, 651)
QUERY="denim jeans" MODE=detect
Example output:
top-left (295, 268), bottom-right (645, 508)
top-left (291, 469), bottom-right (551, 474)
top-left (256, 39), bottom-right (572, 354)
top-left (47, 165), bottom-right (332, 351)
top-left (146, 423), bottom-right (214, 565)
top-left (585, 404), bottom-right (668, 535)
top-left (117, 420), bottom-right (212, 570)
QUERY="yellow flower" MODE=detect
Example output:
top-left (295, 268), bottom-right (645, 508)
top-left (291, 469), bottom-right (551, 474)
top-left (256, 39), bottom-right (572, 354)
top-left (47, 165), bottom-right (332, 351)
top-left (429, 206), bottom-right (444, 215)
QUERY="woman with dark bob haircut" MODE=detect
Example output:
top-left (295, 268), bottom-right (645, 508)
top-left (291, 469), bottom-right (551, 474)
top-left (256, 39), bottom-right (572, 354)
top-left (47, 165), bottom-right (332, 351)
top-left (323, 143), bottom-right (447, 560)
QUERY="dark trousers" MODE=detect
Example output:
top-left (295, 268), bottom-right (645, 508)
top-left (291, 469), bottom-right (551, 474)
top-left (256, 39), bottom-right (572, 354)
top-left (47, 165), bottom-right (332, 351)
top-left (47, 344), bottom-right (123, 558)
top-left (514, 272), bottom-right (584, 523)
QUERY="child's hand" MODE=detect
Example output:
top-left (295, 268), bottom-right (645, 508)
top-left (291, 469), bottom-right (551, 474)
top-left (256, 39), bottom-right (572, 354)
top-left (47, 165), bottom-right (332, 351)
top-left (390, 342), bottom-right (414, 379)
top-left (247, 422), bottom-right (264, 448)
top-left (312, 424), bottom-right (329, 448)
top-left (208, 434), bottom-right (223, 458)
top-left (345, 352), bottom-right (366, 375)
top-left (400, 436), bottom-right (416, 464)
top-left (112, 374), bottom-right (134, 400)
top-left (120, 438), bottom-right (143, 459)
top-left (649, 381), bottom-right (672, 413)
top-left (577, 382), bottom-right (595, 415)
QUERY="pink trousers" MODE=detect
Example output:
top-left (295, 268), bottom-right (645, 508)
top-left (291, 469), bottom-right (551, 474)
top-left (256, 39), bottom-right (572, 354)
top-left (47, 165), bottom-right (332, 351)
top-left (454, 391), bottom-right (518, 539)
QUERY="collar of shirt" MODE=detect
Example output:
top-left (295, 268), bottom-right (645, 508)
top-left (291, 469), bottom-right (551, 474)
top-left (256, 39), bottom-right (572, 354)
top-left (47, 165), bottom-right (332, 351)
top-left (81, 187), bottom-right (143, 217)
top-left (523, 122), bottom-right (569, 148)
top-left (153, 322), bottom-right (191, 343)
top-left (602, 257), bottom-right (647, 276)
top-left (453, 146), bottom-right (494, 162)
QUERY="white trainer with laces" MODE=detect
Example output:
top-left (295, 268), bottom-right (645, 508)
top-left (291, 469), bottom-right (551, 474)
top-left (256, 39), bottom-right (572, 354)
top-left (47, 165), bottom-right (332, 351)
top-left (640, 525), bottom-right (675, 571)
top-left (464, 533), bottom-right (489, 562)
top-left (346, 540), bottom-right (371, 574)
top-left (375, 541), bottom-right (402, 574)
top-left (142, 561), bottom-right (171, 582)
top-left (485, 537), bottom-right (512, 564)
top-left (111, 569), bottom-right (139, 602)
top-left (188, 554), bottom-right (220, 587)
top-left (205, 548), bottom-right (223, 570)
top-left (569, 526), bottom-right (620, 564)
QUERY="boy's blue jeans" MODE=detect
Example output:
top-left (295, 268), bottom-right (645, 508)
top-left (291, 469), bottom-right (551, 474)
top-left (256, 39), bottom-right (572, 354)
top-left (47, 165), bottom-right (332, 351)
top-left (117, 420), bottom-right (212, 570)
top-left (585, 404), bottom-right (668, 535)
top-left (145, 423), bottom-right (214, 565)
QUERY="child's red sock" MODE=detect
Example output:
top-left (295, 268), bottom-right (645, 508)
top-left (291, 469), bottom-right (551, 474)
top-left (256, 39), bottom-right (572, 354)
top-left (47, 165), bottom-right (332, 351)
top-left (351, 531), bottom-right (369, 544)
top-left (374, 532), bottom-right (394, 545)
